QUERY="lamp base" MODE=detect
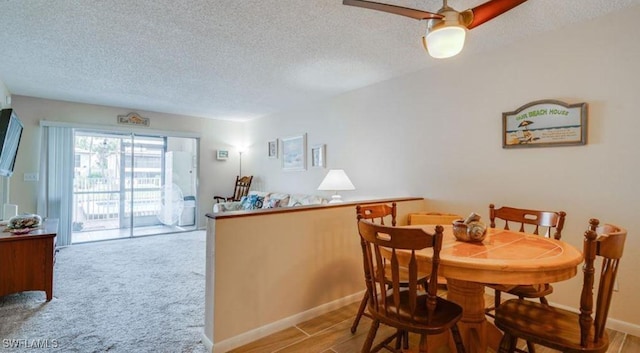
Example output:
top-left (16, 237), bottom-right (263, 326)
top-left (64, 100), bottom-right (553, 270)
top-left (328, 194), bottom-right (343, 204)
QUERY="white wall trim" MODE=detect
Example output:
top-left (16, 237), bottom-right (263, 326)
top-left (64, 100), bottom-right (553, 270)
top-left (484, 288), bottom-right (640, 337)
top-left (39, 119), bottom-right (201, 139)
top-left (548, 301), bottom-right (640, 337)
top-left (201, 333), bottom-right (213, 353)
top-left (209, 291), bottom-right (364, 353)
top-left (204, 289), bottom-right (640, 353)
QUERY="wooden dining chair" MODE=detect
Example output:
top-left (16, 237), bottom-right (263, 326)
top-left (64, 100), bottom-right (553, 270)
top-left (486, 203), bottom-right (566, 307)
top-left (408, 212), bottom-right (462, 226)
top-left (407, 212), bottom-right (462, 289)
top-left (495, 218), bottom-right (626, 353)
top-left (357, 219), bottom-right (466, 353)
top-left (351, 202), bottom-right (398, 334)
top-left (213, 175), bottom-right (253, 203)
top-left (485, 204), bottom-right (566, 352)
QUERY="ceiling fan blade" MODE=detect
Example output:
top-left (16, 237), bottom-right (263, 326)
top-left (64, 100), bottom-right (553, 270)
top-left (464, 0), bottom-right (527, 29)
top-left (343, 0), bottom-right (442, 20)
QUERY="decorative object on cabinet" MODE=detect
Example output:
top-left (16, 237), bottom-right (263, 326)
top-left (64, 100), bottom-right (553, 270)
top-left (0, 219), bottom-right (59, 301)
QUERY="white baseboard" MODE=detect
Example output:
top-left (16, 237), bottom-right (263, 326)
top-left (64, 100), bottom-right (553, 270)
top-left (203, 288), bottom-right (640, 353)
top-left (201, 333), bottom-right (213, 353)
top-left (549, 301), bottom-right (640, 337)
top-left (484, 287), bottom-right (640, 337)
top-left (207, 291), bottom-right (364, 353)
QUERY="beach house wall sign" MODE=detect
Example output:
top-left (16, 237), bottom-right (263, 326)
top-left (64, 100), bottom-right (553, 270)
top-left (502, 100), bottom-right (587, 148)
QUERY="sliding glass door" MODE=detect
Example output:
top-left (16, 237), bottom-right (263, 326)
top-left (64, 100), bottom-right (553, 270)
top-left (72, 131), bottom-right (198, 243)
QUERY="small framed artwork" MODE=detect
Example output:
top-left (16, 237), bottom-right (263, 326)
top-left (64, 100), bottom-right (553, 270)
top-left (311, 144), bottom-right (326, 168)
top-left (268, 139), bottom-right (278, 159)
top-left (281, 133), bottom-right (307, 171)
top-left (216, 149), bottom-right (229, 160)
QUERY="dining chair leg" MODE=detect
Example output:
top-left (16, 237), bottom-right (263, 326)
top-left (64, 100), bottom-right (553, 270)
top-left (361, 319), bottom-right (379, 353)
top-left (486, 289), bottom-right (501, 318)
top-left (539, 296), bottom-right (548, 305)
top-left (498, 332), bottom-right (517, 353)
top-left (351, 291), bottom-right (369, 334)
top-left (451, 324), bottom-right (466, 353)
top-left (494, 290), bottom-right (502, 309)
top-left (526, 341), bottom-right (536, 353)
top-left (370, 330), bottom-right (397, 353)
top-left (418, 334), bottom-right (428, 353)
top-left (403, 331), bottom-right (409, 349)
top-left (394, 329), bottom-right (402, 350)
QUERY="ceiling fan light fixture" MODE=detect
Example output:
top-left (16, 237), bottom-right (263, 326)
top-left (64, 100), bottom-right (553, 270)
top-left (425, 23), bottom-right (466, 59)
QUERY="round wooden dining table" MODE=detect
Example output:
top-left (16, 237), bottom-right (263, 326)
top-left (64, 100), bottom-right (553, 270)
top-left (404, 225), bottom-right (584, 353)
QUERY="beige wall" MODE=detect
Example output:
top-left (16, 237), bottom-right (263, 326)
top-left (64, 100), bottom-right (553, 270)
top-left (9, 95), bottom-right (244, 228)
top-left (243, 7), bottom-right (640, 327)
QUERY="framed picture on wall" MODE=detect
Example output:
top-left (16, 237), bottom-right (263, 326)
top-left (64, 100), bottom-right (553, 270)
top-left (216, 149), bottom-right (229, 160)
top-left (268, 139), bottom-right (278, 159)
top-left (281, 134), bottom-right (306, 171)
top-left (503, 99), bottom-right (588, 148)
top-left (311, 144), bottom-right (326, 168)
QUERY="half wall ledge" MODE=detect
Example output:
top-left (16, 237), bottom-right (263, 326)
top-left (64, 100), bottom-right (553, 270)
top-left (203, 197), bottom-right (426, 353)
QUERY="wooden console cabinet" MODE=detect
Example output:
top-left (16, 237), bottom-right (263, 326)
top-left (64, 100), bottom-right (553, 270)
top-left (0, 219), bottom-right (58, 301)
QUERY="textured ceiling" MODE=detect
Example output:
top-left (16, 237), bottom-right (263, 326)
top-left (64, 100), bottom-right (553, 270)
top-left (0, 0), bottom-right (638, 121)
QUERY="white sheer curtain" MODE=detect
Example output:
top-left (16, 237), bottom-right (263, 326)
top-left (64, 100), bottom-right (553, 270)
top-left (37, 125), bottom-right (74, 246)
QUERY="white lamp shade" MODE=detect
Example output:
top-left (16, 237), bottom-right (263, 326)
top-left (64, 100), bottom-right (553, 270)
top-left (318, 169), bottom-right (355, 191)
top-left (425, 25), bottom-right (466, 59)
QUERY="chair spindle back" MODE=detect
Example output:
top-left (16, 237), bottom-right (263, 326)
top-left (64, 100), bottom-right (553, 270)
top-left (581, 218), bottom-right (627, 345)
top-left (490, 203), bottom-right (566, 239)
top-left (357, 219), bottom-right (444, 325)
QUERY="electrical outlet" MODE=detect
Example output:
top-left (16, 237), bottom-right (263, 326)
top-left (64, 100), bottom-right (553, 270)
top-left (23, 173), bottom-right (39, 182)
top-left (613, 279), bottom-right (619, 292)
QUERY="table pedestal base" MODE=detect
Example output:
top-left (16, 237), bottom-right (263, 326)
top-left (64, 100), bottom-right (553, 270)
top-left (446, 278), bottom-right (502, 353)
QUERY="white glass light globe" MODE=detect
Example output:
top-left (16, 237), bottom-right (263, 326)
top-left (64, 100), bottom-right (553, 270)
top-left (426, 25), bottom-right (466, 59)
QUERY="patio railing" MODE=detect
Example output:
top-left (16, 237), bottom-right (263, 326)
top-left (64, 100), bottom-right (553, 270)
top-left (73, 177), bottom-right (163, 231)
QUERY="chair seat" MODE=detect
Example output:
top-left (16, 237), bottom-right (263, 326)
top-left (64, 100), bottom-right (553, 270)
top-left (486, 283), bottom-right (553, 298)
top-left (495, 299), bottom-right (609, 353)
top-left (371, 290), bottom-right (463, 335)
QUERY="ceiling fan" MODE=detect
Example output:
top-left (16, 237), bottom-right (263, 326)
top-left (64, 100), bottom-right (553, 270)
top-left (343, 0), bottom-right (528, 59)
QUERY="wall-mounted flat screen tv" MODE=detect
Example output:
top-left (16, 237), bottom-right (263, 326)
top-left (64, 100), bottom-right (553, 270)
top-left (0, 109), bottom-right (24, 177)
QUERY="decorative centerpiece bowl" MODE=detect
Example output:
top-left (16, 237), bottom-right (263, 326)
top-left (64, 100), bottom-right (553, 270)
top-left (452, 212), bottom-right (487, 243)
top-left (7, 214), bottom-right (42, 230)
top-left (452, 220), bottom-right (471, 241)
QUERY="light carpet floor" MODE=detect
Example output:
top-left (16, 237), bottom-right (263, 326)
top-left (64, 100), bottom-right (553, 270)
top-left (0, 230), bottom-right (208, 353)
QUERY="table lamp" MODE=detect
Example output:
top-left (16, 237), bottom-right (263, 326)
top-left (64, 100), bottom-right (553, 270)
top-left (317, 169), bottom-right (355, 204)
